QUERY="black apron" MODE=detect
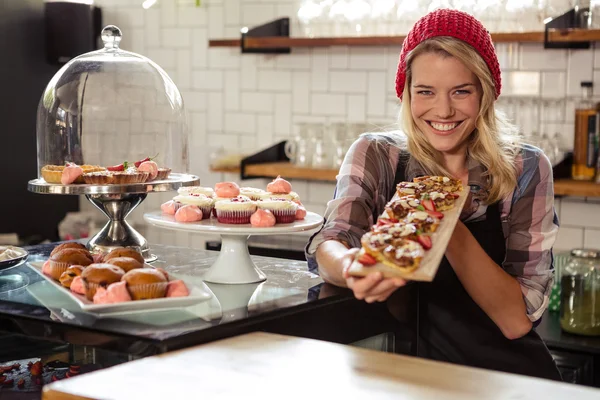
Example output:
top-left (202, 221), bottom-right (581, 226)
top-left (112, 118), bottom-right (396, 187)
top-left (393, 158), bottom-right (562, 381)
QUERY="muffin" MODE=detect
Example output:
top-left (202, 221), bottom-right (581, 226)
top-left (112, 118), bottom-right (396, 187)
top-left (121, 268), bottom-right (168, 300)
top-left (81, 263), bottom-right (126, 300)
top-left (48, 248), bottom-right (94, 281)
top-left (256, 198), bottom-right (298, 224)
top-left (258, 191), bottom-right (301, 202)
top-left (239, 187), bottom-right (269, 201)
top-left (50, 242), bottom-right (88, 257)
top-left (214, 195), bottom-right (257, 224)
top-left (172, 193), bottom-right (214, 219)
top-left (177, 186), bottom-right (215, 197)
top-left (103, 247), bottom-right (145, 264)
top-left (59, 265), bottom-right (85, 288)
top-left (105, 256), bottom-right (143, 273)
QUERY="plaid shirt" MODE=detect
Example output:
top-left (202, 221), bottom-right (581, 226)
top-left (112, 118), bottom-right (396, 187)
top-left (306, 132), bottom-right (558, 322)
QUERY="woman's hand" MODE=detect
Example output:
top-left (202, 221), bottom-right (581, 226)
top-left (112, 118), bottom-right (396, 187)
top-left (341, 248), bottom-right (406, 303)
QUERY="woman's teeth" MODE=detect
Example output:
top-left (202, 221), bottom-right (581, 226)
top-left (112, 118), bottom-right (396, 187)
top-left (429, 121), bottom-right (460, 131)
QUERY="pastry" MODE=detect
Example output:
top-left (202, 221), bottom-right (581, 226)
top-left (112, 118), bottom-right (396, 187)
top-left (61, 163), bottom-right (83, 185)
top-left (250, 209), bottom-right (276, 227)
top-left (82, 168), bottom-right (149, 185)
top-left (59, 265), bottom-right (85, 288)
top-left (161, 200), bottom-right (182, 215)
top-left (214, 195), bottom-right (257, 224)
top-left (175, 205), bottom-right (203, 222)
top-left (255, 198), bottom-right (298, 223)
top-left (81, 263), bottom-right (126, 301)
top-left (172, 194), bottom-right (214, 218)
top-left (105, 256), bottom-right (143, 273)
top-left (165, 280), bottom-right (189, 298)
top-left (41, 164), bottom-right (106, 184)
top-left (137, 160), bottom-right (158, 180)
top-left (266, 175), bottom-right (292, 194)
top-left (50, 242), bottom-right (88, 257)
top-left (385, 196), bottom-right (422, 220)
top-left (258, 192), bottom-right (301, 202)
top-left (103, 247), bottom-right (145, 265)
top-left (239, 187), bottom-right (269, 201)
top-left (177, 186), bottom-right (215, 197)
top-left (214, 182), bottom-right (240, 198)
top-left (413, 175), bottom-right (463, 193)
top-left (48, 249), bottom-right (93, 281)
top-left (93, 281), bottom-right (132, 304)
top-left (121, 268), bottom-right (168, 300)
top-left (155, 168), bottom-right (171, 180)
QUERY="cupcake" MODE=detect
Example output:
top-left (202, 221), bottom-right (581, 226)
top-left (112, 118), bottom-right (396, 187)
top-left (81, 263), bottom-right (126, 301)
top-left (103, 247), bottom-right (145, 265)
top-left (48, 248), bottom-right (94, 281)
top-left (239, 187), bottom-right (269, 201)
top-left (177, 186), bottom-right (215, 198)
top-left (172, 193), bottom-right (215, 218)
top-left (105, 256), bottom-right (144, 273)
top-left (256, 198), bottom-right (298, 223)
top-left (59, 265), bottom-right (85, 289)
top-left (50, 242), bottom-right (88, 257)
top-left (258, 191), bottom-right (301, 202)
top-left (214, 195), bottom-right (257, 224)
top-left (121, 268), bottom-right (168, 300)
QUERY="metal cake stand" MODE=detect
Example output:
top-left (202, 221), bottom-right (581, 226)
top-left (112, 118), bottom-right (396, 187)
top-left (28, 173), bottom-right (200, 262)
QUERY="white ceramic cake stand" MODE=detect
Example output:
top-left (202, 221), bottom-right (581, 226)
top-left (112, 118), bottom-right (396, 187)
top-left (143, 211), bottom-right (323, 284)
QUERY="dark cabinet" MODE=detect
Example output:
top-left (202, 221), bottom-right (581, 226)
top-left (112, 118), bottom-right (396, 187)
top-left (549, 349), bottom-right (595, 386)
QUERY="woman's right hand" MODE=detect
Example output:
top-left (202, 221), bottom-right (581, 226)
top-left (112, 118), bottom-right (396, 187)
top-left (341, 248), bottom-right (406, 303)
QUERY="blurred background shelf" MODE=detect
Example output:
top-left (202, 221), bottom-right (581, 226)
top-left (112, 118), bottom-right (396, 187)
top-left (209, 29), bottom-right (600, 48)
top-left (554, 180), bottom-right (600, 198)
top-left (211, 162), bottom-right (338, 182)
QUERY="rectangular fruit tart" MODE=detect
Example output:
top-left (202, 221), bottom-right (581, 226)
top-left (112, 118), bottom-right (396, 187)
top-left (347, 176), bottom-right (469, 282)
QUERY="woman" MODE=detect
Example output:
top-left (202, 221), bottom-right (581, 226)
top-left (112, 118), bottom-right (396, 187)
top-left (306, 9), bottom-right (561, 380)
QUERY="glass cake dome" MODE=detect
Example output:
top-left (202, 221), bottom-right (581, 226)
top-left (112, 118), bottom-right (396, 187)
top-left (36, 25), bottom-right (189, 176)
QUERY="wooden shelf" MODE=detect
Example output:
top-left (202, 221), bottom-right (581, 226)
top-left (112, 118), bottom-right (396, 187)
top-left (209, 166), bottom-right (241, 174)
top-left (209, 28), bottom-right (600, 48)
top-left (211, 162), bottom-right (337, 182)
top-left (554, 179), bottom-right (600, 198)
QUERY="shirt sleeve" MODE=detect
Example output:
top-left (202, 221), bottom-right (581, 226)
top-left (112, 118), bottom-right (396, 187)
top-left (305, 134), bottom-right (400, 270)
top-left (503, 149), bottom-right (558, 322)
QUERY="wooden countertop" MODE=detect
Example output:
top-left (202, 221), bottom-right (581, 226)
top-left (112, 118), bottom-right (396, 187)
top-left (43, 332), bottom-right (600, 400)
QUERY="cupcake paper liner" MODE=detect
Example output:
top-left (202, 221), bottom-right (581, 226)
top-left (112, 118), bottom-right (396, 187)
top-left (199, 205), bottom-right (214, 220)
top-left (48, 260), bottom-right (72, 281)
top-left (216, 209), bottom-right (254, 224)
top-left (127, 282), bottom-right (168, 300)
top-left (271, 209), bottom-right (297, 224)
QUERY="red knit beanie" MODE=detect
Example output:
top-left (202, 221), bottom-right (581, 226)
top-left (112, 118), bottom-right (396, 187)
top-left (395, 9), bottom-right (501, 100)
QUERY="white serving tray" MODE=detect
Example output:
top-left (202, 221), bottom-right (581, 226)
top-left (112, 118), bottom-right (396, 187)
top-left (347, 186), bottom-right (470, 282)
top-left (28, 261), bottom-right (212, 314)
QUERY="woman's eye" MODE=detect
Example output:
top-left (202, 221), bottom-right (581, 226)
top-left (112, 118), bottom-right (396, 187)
top-left (454, 90), bottom-right (471, 95)
top-left (417, 90), bottom-right (433, 96)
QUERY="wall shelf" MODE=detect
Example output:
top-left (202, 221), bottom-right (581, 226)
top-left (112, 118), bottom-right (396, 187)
top-left (554, 179), bottom-right (600, 198)
top-left (209, 28), bottom-right (600, 49)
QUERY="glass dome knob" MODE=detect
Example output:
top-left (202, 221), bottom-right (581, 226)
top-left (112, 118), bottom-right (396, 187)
top-left (101, 25), bottom-right (122, 50)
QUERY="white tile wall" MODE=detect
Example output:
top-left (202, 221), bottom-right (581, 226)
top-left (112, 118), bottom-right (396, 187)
top-left (90, 0), bottom-right (600, 252)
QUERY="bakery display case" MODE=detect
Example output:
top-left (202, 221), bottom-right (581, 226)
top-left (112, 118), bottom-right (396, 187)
top-left (28, 25), bottom-right (199, 261)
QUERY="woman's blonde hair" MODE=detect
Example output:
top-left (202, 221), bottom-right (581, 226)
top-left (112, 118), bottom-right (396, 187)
top-left (400, 36), bottom-right (521, 204)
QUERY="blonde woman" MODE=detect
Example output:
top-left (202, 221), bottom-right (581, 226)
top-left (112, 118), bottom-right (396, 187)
top-left (306, 9), bottom-right (561, 380)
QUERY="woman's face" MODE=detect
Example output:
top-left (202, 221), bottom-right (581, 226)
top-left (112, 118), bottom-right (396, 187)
top-left (409, 52), bottom-right (481, 156)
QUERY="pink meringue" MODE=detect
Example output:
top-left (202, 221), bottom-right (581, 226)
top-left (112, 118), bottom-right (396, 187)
top-left (70, 276), bottom-right (86, 295)
top-left (295, 205), bottom-right (307, 220)
top-left (166, 280), bottom-right (189, 297)
top-left (175, 205), bottom-right (203, 222)
top-left (214, 182), bottom-right (240, 198)
top-left (250, 209), bottom-right (276, 227)
top-left (42, 260), bottom-right (52, 276)
top-left (138, 160), bottom-right (158, 180)
top-left (61, 163), bottom-right (84, 185)
top-left (161, 200), bottom-right (181, 215)
top-left (92, 253), bottom-right (104, 264)
top-left (266, 175), bottom-right (292, 194)
top-left (93, 281), bottom-right (132, 304)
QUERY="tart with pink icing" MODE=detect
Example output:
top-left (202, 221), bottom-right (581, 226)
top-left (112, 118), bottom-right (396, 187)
top-left (250, 209), bottom-right (276, 227)
top-left (175, 205), bottom-right (203, 222)
top-left (266, 175), bottom-right (292, 194)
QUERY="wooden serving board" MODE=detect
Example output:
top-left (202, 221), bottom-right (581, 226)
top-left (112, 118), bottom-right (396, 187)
top-left (347, 185), bottom-right (470, 282)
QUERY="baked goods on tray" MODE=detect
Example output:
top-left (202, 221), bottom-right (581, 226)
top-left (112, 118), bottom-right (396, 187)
top-left (348, 175), bottom-right (468, 281)
top-left (40, 156), bottom-right (172, 185)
